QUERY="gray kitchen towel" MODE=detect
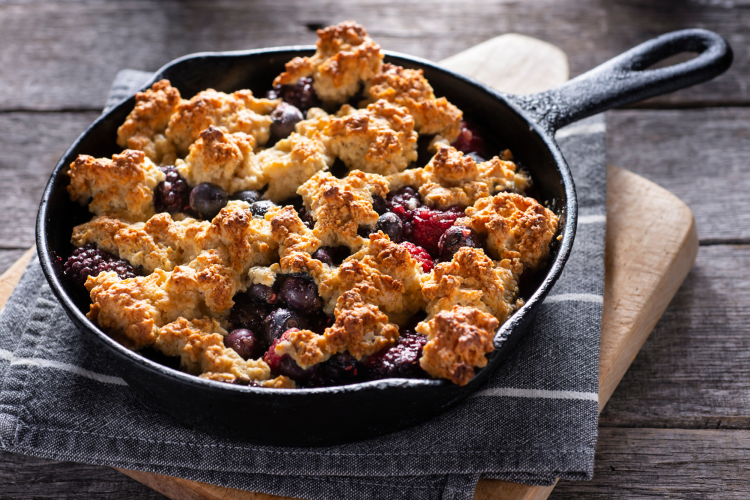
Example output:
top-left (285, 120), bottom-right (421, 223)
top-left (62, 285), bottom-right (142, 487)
top-left (0, 70), bottom-right (606, 500)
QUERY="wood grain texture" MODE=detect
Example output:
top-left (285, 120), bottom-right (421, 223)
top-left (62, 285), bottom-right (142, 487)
top-left (600, 244), bottom-right (750, 430)
top-left (607, 108), bottom-right (750, 244)
top-left (551, 428), bottom-right (750, 499)
top-left (0, 0), bottom-right (748, 111)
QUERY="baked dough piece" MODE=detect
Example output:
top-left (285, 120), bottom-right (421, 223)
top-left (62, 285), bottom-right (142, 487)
top-left (327, 100), bottom-right (418, 175)
top-left (416, 305), bottom-right (498, 386)
top-left (166, 89), bottom-right (278, 156)
top-left (257, 132), bottom-right (331, 202)
top-left (71, 213), bottom-right (209, 273)
top-left (464, 192), bottom-right (559, 270)
top-left (268, 206), bottom-right (331, 283)
top-left (421, 246), bottom-right (518, 322)
top-left (116, 80), bottom-right (181, 165)
top-left (273, 21), bottom-right (383, 104)
top-left (387, 145), bottom-right (531, 209)
top-left (67, 150), bottom-right (165, 221)
top-left (177, 126), bottom-right (265, 192)
top-left (297, 170), bottom-right (388, 249)
top-left (364, 63), bottom-right (463, 143)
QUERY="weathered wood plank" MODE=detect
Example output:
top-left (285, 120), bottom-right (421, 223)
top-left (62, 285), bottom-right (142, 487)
top-left (0, 0), bottom-right (748, 111)
top-left (0, 111), bottom-right (99, 248)
top-left (600, 244), bottom-right (750, 429)
top-left (0, 450), bottom-right (167, 500)
top-left (607, 107), bottom-right (750, 244)
top-left (551, 428), bottom-right (750, 499)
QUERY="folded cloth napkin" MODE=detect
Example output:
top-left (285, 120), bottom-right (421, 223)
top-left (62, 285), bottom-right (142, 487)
top-left (0, 70), bottom-right (605, 500)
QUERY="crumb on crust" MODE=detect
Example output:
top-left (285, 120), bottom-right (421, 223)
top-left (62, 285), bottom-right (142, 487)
top-left (67, 150), bottom-right (165, 221)
top-left (116, 80), bottom-right (181, 165)
top-left (465, 192), bottom-right (559, 270)
top-left (417, 305), bottom-right (498, 386)
top-left (166, 88), bottom-right (278, 156)
top-left (274, 21), bottom-right (383, 104)
top-left (363, 63), bottom-right (463, 143)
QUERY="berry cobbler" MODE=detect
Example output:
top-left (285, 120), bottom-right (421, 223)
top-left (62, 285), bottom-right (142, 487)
top-left (64, 22), bottom-right (559, 389)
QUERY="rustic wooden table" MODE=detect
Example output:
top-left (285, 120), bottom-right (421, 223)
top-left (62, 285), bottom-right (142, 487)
top-left (0, 1), bottom-right (748, 498)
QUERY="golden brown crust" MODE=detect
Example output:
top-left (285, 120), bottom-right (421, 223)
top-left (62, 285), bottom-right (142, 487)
top-left (116, 80), bottom-right (181, 165)
top-left (421, 247), bottom-right (518, 322)
top-left (327, 100), bottom-right (418, 175)
top-left (166, 89), bottom-right (278, 156)
top-left (364, 63), bottom-right (463, 142)
top-left (274, 21), bottom-right (383, 104)
top-left (67, 150), bottom-right (165, 221)
top-left (417, 306), bottom-right (498, 386)
top-left (257, 132), bottom-right (331, 202)
top-left (178, 126), bottom-right (265, 192)
top-left (156, 317), bottom-right (271, 384)
top-left (465, 192), bottom-right (559, 270)
top-left (268, 206), bottom-right (330, 283)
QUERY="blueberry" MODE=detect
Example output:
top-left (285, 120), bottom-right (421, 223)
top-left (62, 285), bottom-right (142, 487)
top-left (267, 77), bottom-right (321, 113)
top-left (228, 293), bottom-right (270, 331)
top-left (264, 308), bottom-right (302, 345)
top-left (189, 182), bottom-right (228, 220)
top-left (357, 225), bottom-right (373, 238)
top-left (298, 207), bottom-right (314, 229)
top-left (438, 226), bottom-right (482, 262)
top-left (249, 200), bottom-right (276, 217)
top-left (375, 212), bottom-right (403, 242)
top-left (312, 246), bottom-right (349, 266)
top-left (231, 190), bottom-right (262, 204)
top-left (372, 195), bottom-right (388, 215)
top-left (311, 247), bottom-right (334, 266)
top-left (270, 102), bottom-right (304, 140)
top-left (278, 355), bottom-right (318, 382)
top-left (279, 276), bottom-right (323, 313)
top-left (247, 283), bottom-right (279, 305)
top-left (225, 329), bottom-right (264, 361)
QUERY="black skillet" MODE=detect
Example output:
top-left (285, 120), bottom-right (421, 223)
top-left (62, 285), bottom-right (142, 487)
top-left (36, 29), bottom-right (731, 446)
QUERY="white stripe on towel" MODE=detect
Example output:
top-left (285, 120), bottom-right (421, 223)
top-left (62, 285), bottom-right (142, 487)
top-left (555, 122), bottom-right (606, 139)
top-left (578, 214), bottom-right (606, 224)
top-left (544, 293), bottom-right (604, 304)
top-left (0, 348), bottom-right (127, 386)
top-left (471, 387), bottom-right (598, 402)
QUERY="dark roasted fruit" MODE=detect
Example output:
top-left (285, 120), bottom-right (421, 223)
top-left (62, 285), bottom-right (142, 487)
top-left (387, 186), bottom-right (422, 212)
top-left (411, 206), bottom-right (464, 256)
top-left (155, 165), bottom-right (191, 213)
top-left (270, 102), bottom-right (304, 139)
top-left (249, 200), bottom-right (276, 217)
top-left (263, 336), bottom-right (286, 374)
top-left (298, 207), bottom-right (314, 229)
top-left (64, 244), bottom-right (139, 287)
top-left (279, 276), bottom-right (323, 313)
top-left (312, 246), bottom-right (350, 266)
top-left (438, 226), bottom-right (482, 261)
top-left (189, 182), bottom-right (228, 219)
top-left (401, 242), bottom-right (434, 273)
top-left (267, 77), bottom-right (321, 113)
top-left (363, 332), bottom-right (427, 379)
top-left (225, 328), bottom-right (264, 361)
top-left (279, 355), bottom-right (318, 382)
top-left (375, 212), bottom-right (403, 242)
top-left (451, 120), bottom-right (486, 157)
top-left (231, 189), bottom-right (262, 204)
top-left (357, 225), bottom-right (373, 238)
top-left (264, 308), bottom-right (302, 345)
top-left (228, 293), bottom-right (270, 332)
top-left (247, 283), bottom-right (279, 305)
top-left (371, 195), bottom-right (388, 215)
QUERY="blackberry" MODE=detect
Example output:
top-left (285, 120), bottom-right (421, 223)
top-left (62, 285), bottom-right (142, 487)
top-left (270, 102), bottom-right (304, 140)
top-left (363, 333), bottom-right (427, 379)
top-left (387, 186), bottom-right (422, 212)
top-left (267, 77), bottom-right (322, 113)
top-left (154, 166), bottom-right (191, 213)
top-left (64, 244), bottom-right (139, 287)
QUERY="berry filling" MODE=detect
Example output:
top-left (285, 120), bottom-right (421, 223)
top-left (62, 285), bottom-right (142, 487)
top-left (155, 165), bottom-right (191, 213)
top-left (411, 206), bottom-right (464, 257)
top-left (401, 242), bottom-right (434, 273)
top-left (267, 77), bottom-right (321, 113)
top-left (64, 244), bottom-right (139, 287)
top-left (451, 120), bottom-right (486, 157)
top-left (363, 332), bottom-right (427, 379)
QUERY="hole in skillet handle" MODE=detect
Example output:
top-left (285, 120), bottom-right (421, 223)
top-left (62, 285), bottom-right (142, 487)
top-left (508, 28), bottom-right (733, 134)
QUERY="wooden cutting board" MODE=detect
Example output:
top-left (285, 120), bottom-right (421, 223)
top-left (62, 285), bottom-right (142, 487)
top-left (0, 34), bottom-right (698, 500)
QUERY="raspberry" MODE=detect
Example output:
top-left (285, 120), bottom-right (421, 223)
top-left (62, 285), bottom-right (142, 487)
top-left (411, 206), bottom-right (464, 257)
top-left (63, 244), bottom-right (139, 287)
top-left (267, 77), bottom-right (321, 113)
top-left (401, 242), bottom-right (434, 273)
top-left (263, 333), bottom-right (290, 374)
top-left (363, 332), bottom-right (427, 379)
top-left (154, 166), bottom-right (191, 213)
top-left (451, 121), bottom-right (486, 157)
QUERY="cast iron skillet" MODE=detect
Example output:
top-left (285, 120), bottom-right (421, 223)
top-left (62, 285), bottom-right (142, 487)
top-left (37, 29), bottom-right (731, 446)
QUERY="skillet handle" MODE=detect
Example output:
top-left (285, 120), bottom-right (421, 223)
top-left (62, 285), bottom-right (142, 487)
top-left (511, 29), bottom-right (733, 132)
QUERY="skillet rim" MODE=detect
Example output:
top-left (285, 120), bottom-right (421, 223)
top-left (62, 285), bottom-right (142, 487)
top-left (35, 45), bottom-right (578, 397)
